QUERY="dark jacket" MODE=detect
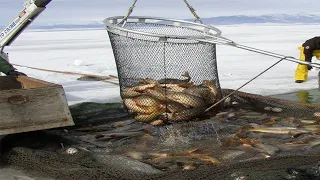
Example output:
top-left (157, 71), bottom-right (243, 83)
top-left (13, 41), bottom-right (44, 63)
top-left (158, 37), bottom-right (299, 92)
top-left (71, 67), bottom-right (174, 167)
top-left (302, 36), bottom-right (320, 62)
top-left (0, 55), bottom-right (15, 75)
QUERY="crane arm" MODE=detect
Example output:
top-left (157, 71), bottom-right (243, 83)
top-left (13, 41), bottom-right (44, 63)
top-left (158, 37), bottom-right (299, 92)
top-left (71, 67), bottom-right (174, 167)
top-left (0, 0), bottom-right (52, 50)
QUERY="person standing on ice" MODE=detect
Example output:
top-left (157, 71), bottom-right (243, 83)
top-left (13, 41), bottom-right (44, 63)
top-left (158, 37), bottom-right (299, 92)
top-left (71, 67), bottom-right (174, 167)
top-left (0, 55), bottom-right (26, 76)
top-left (295, 36), bottom-right (320, 83)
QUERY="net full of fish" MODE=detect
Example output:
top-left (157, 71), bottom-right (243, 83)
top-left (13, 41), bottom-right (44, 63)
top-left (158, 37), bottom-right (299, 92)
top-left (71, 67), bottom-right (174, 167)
top-left (120, 72), bottom-right (223, 125)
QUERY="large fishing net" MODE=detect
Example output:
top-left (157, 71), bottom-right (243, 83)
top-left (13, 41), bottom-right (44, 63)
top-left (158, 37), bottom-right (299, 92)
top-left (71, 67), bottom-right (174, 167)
top-left (1, 16), bottom-right (320, 180)
top-left (106, 17), bottom-right (224, 125)
top-left (1, 90), bottom-right (320, 180)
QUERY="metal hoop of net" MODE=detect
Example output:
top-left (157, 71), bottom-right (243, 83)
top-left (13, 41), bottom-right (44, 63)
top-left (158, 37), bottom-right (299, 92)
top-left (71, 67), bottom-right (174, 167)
top-left (104, 16), bottom-right (224, 124)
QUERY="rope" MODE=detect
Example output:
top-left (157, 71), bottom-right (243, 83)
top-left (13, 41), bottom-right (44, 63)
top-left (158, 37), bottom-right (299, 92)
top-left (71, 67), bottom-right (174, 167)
top-left (119, 0), bottom-right (203, 24)
top-left (12, 63), bottom-right (118, 79)
top-left (204, 57), bottom-right (288, 112)
top-left (183, 0), bottom-right (203, 23)
top-left (12, 63), bottom-right (120, 86)
top-left (118, 0), bottom-right (138, 25)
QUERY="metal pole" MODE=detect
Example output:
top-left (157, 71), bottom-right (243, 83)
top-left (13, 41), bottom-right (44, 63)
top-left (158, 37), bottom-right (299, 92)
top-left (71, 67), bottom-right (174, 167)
top-left (198, 38), bottom-right (320, 68)
top-left (205, 58), bottom-right (285, 112)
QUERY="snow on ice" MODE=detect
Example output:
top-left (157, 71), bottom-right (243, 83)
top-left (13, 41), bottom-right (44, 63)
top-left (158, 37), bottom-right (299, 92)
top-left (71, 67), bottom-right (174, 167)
top-left (4, 24), bottom-right (320, 105)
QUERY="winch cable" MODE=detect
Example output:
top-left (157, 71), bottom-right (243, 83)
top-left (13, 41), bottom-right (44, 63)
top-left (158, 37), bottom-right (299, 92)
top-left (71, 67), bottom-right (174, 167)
top-left (204, 57), bottom-right (288, 112)
top-left (117, 0), bottom-right (137, 26)
top-left (182, 0), bottom-right (203, 23)
top-left (118, 0), bottom-right (203, 25)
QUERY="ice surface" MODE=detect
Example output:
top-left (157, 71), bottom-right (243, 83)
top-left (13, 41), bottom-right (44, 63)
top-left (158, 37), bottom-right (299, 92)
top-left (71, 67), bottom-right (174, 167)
top-left (4, 24), bottom-right (320, 105)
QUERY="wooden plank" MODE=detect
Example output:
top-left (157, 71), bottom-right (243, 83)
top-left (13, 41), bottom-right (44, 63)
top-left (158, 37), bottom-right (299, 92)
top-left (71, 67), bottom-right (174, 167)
top-left (0, 82), bottom-right (74, 135)
top-left (0, 121), bottom-right (74, 135)
top-left (17, 76), bottom-right (54, 89)
top-left (0, 76), bottom-right (56, 90)
top-left (0, 76), bottom-right (23, 90)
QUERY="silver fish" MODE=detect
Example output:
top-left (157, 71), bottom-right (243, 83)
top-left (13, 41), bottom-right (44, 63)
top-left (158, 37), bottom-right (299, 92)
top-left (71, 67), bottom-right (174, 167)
top-left (247, 126), bottom-right (311, 135)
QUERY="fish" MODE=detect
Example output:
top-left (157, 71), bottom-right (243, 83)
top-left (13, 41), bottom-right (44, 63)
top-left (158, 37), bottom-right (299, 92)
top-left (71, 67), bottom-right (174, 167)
top-left (127, 83), bottom-right (156, 92)
top-left (145, 86), bottom-right (168, 101)
top-left (178, 82), bottom-right (196, 88)
top-left (253, 143), bottom-right (280, 155)
top-left (202, 79), bottom-right (222, 102)
top-left (123, 99), bottom-right (164, 114)
top-left (133, 95), bottom-right (160, 107)
top-left (167, 107), bottom-right (206, 121)
top-left (158, 71), bottom-right (191, 84)
top-left (135, 110), bottom-right (164, 122)
top-left (199, 156), bottom-right (221, 165)
top-left (183, 86), bottom-right (210, 98)
top-left (150, 119), bottom-right (164, 126)
top-left (263, 119), bottom-right (277, 125)
top-left (166, 102), bottom-right (187, 113)
top-left (300, 119), bottom-right (319, 124)
top-left (302, 124), bottom-right (320, 131)
top-left (160, 84), bottom-right (186, 92)
top-left (221, 150), bottom-right (245, 160)
top-left (139, 78), bottom-right (158, 84)
top-left (120, 89), bottom-right (141, 98)
top-left (247, 126), bottom-right (311, 135)
top-left (166, 92), bottom-right (205, 108)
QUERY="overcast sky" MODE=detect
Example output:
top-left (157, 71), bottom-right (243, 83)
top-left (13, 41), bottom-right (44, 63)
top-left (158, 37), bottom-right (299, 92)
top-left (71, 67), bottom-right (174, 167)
top-left (0, 0), bottom-right (318, 26)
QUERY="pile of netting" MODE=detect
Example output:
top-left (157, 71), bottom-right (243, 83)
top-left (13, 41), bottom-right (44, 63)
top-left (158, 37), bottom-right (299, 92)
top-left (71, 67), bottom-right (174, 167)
top-left (1, 89), bottom-right (320, 180)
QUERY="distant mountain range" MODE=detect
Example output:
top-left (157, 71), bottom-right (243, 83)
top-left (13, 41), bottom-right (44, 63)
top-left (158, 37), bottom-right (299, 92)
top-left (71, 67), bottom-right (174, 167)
top-left (2, 14), bottom-right (320, 30)
top-left (193, 14), bottom-right (320, 25)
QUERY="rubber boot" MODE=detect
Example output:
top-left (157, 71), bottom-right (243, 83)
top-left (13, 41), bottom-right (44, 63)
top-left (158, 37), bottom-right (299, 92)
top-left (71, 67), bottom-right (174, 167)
top-left (295, 47), bottom-right (308, 83)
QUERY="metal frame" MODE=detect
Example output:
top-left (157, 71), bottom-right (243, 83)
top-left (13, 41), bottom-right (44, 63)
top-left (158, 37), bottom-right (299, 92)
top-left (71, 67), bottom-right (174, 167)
top-left (104, 16), bottom-right (320, 68)
top-left (104, 16), bottom-right (222, 40)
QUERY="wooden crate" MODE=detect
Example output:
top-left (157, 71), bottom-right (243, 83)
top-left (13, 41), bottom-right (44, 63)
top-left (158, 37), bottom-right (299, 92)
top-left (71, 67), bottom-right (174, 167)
top-left (0, 76), bottom-right (74, 135)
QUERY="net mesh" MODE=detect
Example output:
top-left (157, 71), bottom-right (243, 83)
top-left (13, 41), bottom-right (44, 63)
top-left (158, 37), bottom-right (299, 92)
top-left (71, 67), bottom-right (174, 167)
top-left (107, 20), bottom-right (222, 124)
top-left (1, 91), bottom-right (320, 180)
top-left (0, 18), bottom-right (320, 180)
